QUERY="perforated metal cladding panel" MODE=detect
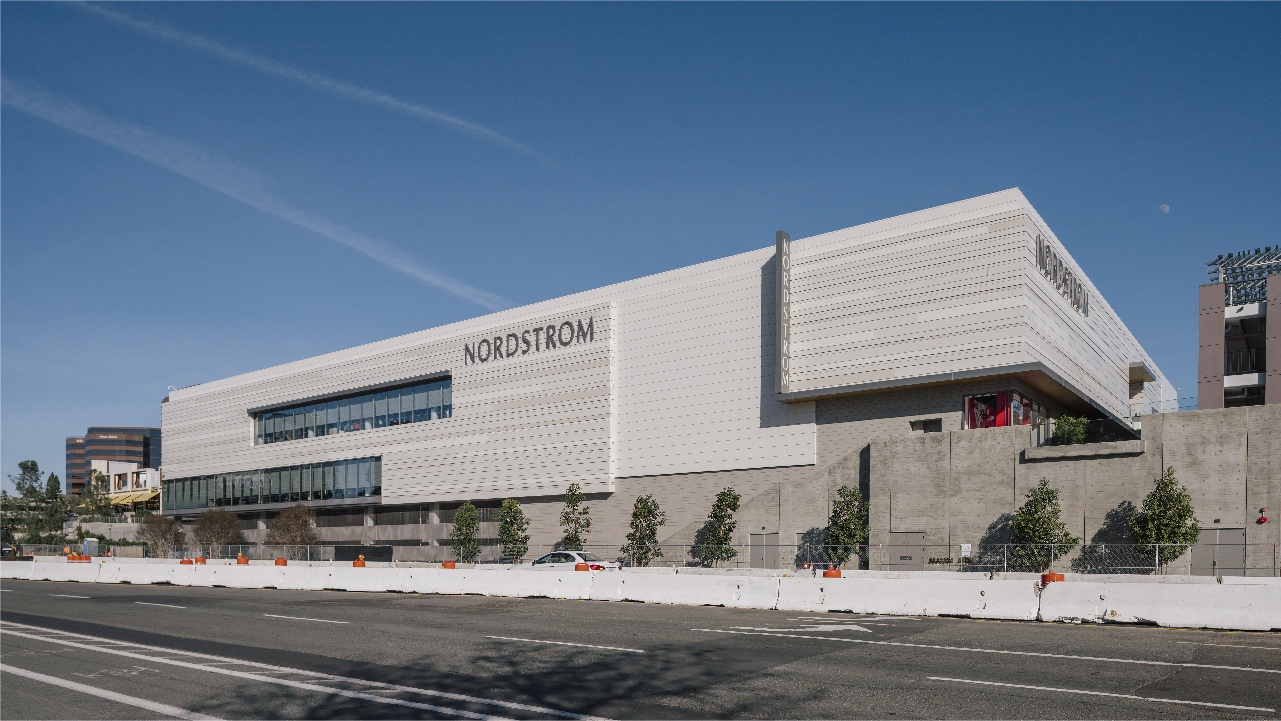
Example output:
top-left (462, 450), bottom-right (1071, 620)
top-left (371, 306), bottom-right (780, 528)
top-left (385, 304), bottom-right (616, 502)
top-left (162, 303), bottom-right (616, 505)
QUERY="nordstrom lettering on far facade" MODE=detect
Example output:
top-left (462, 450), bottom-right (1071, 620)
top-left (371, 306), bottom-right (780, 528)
top-left (163, 189), bottom-right (1231, 563)
top-left (464, 317), bottom-right (596, 365)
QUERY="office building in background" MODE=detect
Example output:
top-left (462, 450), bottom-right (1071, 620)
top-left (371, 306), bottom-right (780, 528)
top-left (1200, 247), bottom-right (1280, 408)
top-left (65, 427), bottom-right (162, 494)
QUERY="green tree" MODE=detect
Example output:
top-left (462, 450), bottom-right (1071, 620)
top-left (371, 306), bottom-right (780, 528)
top-left (75, 469), bottom-right (112, 517)
top-left (693, 488), bottom-right (741, 567)
top-left (450, 502), bottom-right (481, 562)
top-left (1009, 478), bottom-right (1081, 572)
top-left (44, 473), bottom-right (62, 502)
top-left (825, 486), bottom-right (869, 569)
top-left (497, 498), bottom-right (530, 563)
top-left (1051, 416), bottom-right (1090, 445)
top-left (8, 460), bottom-right (44, 499)
top-left (1128, 466), bottom-right (1201, 568)
top-left (621, 494), bottom-right (667, 567)
top-left (264, 504), bottom-right (321, 549)
top-left (558, 483), bottom-right (591, 551)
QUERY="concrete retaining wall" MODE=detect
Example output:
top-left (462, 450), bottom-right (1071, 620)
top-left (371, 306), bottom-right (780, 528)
top-left (2, 561), bottom-right (1277, 631)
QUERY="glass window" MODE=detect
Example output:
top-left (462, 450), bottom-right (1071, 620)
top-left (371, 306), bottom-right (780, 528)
top-left (345, 399), bottom-right (359, 432)
top-left (387, 391), bottom-right (400, 426)
top-left (413, 384), bottom-right (428, 423)
top-left (442, 381), bottom-right (452, 418)
top-left (338, 401), bottom-right (350, 433)
top-left (428, 382), bottom-right (443, 420)
top-left (964, 393), bottom-right (1010, 429)
top-left (255, 378), bottom-right (451, 445)
top-left (400, 388), bottom-right (414, 424)
top-left (360, 458), bottom-right (374, 496)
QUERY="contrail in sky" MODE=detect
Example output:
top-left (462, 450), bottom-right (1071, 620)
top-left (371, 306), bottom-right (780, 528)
top-left (1, 77), bottom-right (511, 312)
top-left (75, 2), bottom-right (552, 167)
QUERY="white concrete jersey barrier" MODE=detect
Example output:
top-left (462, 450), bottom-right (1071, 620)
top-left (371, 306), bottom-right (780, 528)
top-left (1039, 581), bottom-right (1281, 631)
top-left (590, 571), bottom-right (779, 608)
top-left (777, 577), bottom-right (1041, 620)
top-left (3, 562), bottom-right (1278, 631)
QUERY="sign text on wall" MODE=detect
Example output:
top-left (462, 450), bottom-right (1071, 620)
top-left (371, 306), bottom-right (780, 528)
top-left (464, 317), bottom-right (596, 365)
top-left (776, 230), bottom-right (792, 394)
top-left (1036, 234), bottom-right (1089, 316)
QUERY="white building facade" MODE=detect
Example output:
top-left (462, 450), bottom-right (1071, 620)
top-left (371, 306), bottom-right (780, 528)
top-left (160, 189), bottom-right (1172, 552)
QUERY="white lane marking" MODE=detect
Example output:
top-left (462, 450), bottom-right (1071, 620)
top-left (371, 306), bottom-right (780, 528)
top-left (50, 594), bottom-right (91, 599)
top-left (0, 627), bottom-right (503, 720)
top-left (486, 635), bottom-right (645, 653)
top-left (693, 628), bottom-right (1281, 674)
top-left (730, 624), bottom-right (871, 632)
top-left (0, 622), bottom-right (600, 720)
top-left (928, 676), bottom-right (1276, 713)
top-left (134, 601), bottom-right (186, 609)
top-left (0, 662), bottom-right (223, 720)
top-left (1176, 641), bottom-right (1281, 651)
top-left (263, 614), bottom-right (348, 624)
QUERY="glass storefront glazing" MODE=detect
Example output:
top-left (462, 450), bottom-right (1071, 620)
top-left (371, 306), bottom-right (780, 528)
top-left (161, 457), bottom-right (381, 511)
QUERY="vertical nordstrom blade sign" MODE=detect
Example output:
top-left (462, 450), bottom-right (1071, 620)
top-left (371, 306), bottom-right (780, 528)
top-left (776, 230), bottom-right (791, 394)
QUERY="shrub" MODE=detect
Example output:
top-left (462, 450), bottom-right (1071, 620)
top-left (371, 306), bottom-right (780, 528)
top-left (1051, 416), bottom-right (1090, 445)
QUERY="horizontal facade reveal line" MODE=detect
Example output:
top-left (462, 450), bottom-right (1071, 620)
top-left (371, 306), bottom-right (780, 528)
top-left (490, 387), bottom-right (610, 411)
top-left (453, 358), bottom-right (610, 391)
top-left (795, 209), bottom-right (1021, 268)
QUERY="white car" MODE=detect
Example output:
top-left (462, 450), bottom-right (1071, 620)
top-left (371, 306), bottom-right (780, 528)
top-left (517, 551), bottom-right (620, 571)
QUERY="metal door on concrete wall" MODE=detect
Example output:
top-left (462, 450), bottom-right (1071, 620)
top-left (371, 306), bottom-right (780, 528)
top-left (888, 532), bottom-right (926, 571)
top-left (750, 533), bottom-right (778, 568)
top-left (1191, 528), bottom-right (1246, 576)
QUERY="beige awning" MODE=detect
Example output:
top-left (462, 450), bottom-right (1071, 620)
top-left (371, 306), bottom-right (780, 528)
top-left (131, 490), bottom-right (159, 503)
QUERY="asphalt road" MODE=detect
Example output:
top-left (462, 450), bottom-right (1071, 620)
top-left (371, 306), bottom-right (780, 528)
top-left (1, 577), bottom-right (1279, 720)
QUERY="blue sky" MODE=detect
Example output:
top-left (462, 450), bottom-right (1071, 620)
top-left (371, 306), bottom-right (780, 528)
top-left (3, 3), bottom-right (1278, 491)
